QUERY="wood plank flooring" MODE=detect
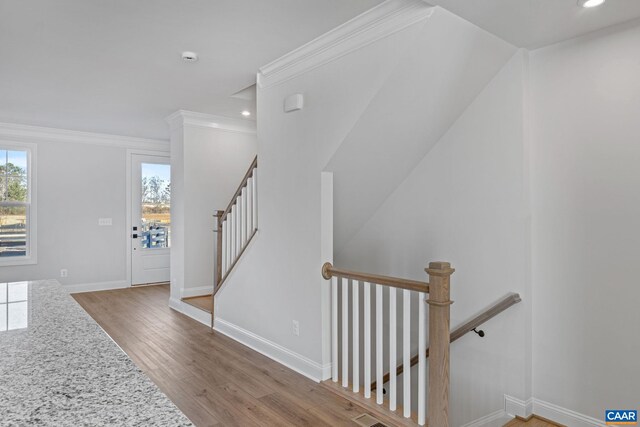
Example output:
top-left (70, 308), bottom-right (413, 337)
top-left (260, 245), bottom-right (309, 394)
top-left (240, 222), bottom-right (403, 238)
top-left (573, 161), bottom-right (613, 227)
top-left (504, 416), bottom-right (563, 427)
top-left (72, 284), bottom-right (380, 427)
top-left (182, 294), bottom-right (213, 312)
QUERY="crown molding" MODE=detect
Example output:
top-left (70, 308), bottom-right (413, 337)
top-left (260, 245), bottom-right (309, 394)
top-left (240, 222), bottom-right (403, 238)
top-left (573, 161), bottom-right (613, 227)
top-left (166, 110), bottom-right (257, 134)
top-left (0, 122), bottom-right (169, 151)
top-left (257, 0), bottom-right (434, 89)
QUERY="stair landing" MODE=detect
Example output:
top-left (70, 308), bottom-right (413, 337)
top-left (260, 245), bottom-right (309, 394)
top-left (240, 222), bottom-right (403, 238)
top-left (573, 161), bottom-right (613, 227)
top-left (181, 294), bottom-right (212, 313)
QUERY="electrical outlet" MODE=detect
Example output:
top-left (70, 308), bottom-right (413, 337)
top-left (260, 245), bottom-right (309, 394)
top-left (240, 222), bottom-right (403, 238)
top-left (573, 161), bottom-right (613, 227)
top-left (60, 269), bottom-right (68, 278)
top-left (292, 320), bottom-right (300, 336)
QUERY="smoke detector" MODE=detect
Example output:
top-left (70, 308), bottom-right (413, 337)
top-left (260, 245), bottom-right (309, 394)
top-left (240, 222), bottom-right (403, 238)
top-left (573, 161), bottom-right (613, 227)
top-left (181, 51), bottom-right (199, 62)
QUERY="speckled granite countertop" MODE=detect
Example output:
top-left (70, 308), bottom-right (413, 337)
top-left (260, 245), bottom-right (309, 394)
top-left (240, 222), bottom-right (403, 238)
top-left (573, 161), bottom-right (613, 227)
top-left (0, 280), bottom-right (193, 426)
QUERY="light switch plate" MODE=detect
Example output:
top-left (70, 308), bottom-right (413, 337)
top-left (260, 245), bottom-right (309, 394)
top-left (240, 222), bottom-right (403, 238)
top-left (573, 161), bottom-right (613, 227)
top-left (98, 218), bottom-right (113, 226)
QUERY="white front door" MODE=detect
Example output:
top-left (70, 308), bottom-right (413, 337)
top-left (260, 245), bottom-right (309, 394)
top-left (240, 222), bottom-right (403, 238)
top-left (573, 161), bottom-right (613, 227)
top-left (131, 154), bottom-right (171, 285)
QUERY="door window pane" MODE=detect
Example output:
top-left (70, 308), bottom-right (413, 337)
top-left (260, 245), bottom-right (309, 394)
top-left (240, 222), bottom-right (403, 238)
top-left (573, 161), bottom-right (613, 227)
top-left (0, 206), bottom-right (27, 257)
top-left (141, 163), bottom-right (170, 249)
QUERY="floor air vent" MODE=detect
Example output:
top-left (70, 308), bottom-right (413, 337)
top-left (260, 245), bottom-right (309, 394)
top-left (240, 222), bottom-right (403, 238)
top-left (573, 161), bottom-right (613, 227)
top-left (352, 413), bottom-right (388, 427)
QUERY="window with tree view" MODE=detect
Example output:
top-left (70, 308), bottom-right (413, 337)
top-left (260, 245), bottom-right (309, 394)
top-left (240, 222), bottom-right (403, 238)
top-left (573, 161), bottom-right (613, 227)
top-left (0, 149), bottom-right (29, 259)
top-left (141, 163), bottom-right (170, 249)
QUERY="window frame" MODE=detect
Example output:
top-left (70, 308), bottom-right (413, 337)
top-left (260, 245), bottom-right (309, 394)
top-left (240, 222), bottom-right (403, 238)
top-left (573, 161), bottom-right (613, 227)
top-left (0, 141), bottom-right (37, 267)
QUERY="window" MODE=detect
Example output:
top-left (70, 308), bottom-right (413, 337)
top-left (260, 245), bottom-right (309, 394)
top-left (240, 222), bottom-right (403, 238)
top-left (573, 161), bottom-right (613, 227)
top-left (0, 143), bottom-right (36, 266)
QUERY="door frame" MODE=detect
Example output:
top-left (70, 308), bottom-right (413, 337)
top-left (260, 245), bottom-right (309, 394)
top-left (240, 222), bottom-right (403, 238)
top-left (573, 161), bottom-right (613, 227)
top-left (126, 148), bottom-right (171, 287)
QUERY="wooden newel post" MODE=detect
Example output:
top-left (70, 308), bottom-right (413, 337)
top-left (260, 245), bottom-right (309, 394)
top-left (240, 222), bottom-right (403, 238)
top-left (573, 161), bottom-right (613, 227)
top-left (426, 261), bottom-right (454, 427)
top-left (215, 210), bottom-right (224, 288)
top-left (212, 210), bottom-right (224, 328)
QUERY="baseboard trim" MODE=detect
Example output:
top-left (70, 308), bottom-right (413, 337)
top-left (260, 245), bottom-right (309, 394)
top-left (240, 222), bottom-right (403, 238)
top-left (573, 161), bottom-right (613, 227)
top-left (214, 317), bottom-right (329, 383)
top-left (169, 297), bottom-right (212, 326)
top-left (461, 409), bottom-right (512, 427)
top-left (65, 280), bottom-right (129, 294)
top-left (505, 395), bottom-right (605, 427)
top-left (505, 395), bottom-right (534, 419)
top-left (533, 399), bottom-right (604, 427)
top-left (181, 286), bottom-right (213, 298)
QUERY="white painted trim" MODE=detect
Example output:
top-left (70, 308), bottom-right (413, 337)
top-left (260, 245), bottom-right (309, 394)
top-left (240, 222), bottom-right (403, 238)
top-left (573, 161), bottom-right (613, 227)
top-left (181, 286), bottom-right (214, 298)
top-left (461, 410), bottom-right (512, 427)
top-left (0, 140), bottom-right (37, 267)
top-left (214, 317), bottom-right (330, 382)
top-left (504, 395), bottom-right (605, 427)
top-left (165, 110), bottom-right (256, 134)
top-left (65, 280), bottom-right (129, 294)
top-left (505, 395), bottom-right (533, 419)
top-left (320, 171), bottom-right (334, 376)
top-left (169, 297), bottom-right (212, 327)
top-left (257, 0), bottom-right (434, 89)
top-left (533, 399), bottom-right (605, 427)
top-left (0, 122), bottom-right (168, 151)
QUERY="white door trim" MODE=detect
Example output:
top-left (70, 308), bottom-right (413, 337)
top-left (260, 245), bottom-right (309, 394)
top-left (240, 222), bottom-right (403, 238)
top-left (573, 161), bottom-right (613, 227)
top-left (126, 148), bottom-right (170, 287)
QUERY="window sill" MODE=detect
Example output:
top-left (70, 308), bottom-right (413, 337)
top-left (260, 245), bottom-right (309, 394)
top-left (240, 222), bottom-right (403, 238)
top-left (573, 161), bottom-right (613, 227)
top-left (0, 256), bottom-right (37, 267)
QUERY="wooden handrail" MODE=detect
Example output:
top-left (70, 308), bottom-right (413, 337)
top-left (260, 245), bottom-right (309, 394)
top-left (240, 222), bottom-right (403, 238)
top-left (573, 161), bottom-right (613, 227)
top-left (220, 156), bottom-right (258, 223)
top-left (322, 262), bottom-right (429, 293)
top-left (371, 292), bottom-right (521, 390)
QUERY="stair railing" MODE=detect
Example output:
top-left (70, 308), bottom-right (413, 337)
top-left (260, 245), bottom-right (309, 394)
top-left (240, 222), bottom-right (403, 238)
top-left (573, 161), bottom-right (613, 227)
top-left (372, 292), bottom-right (521, 391)
top-left (214, 156), bottom-right (258, 295)
top-left (321, 261), bottom-right (454, 426)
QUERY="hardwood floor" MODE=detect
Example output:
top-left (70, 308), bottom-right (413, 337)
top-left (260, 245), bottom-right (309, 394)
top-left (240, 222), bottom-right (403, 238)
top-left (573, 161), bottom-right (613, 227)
top-left (504, 415), bottom-right (564, 427)
top-left (182, 294), bottom-right (213, 312)
top-left (72, 285), bottom-right (383, 427)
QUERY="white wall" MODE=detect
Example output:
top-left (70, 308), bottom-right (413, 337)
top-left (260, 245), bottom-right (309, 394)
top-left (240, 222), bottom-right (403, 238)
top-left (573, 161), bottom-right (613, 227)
top-left (0, 124), bottom-right (168, 289)
top-left (168, 112), bottom-right (257, 301)
top-left (530, 21), bottom-right (640, 418)
top-left (338, 52), bottom-right (530, 426)
top-left (215, 3), bottom-right (428, 379)
top-left (215, 1), bottom-right (518, 384)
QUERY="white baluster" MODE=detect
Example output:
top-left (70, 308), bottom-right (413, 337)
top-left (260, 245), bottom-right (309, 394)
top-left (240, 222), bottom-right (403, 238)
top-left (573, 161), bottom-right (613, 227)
top-left (252, 168), bottom-right (258, 229)
top-left (389, 287), bottom-right (397, 411)
top-left (229, 207), bottom-right (235, 265)
top-left (235, 197), bottom-right (241, 257)
top-left (376, 284), bottom-right (383, 405)
top-left (228, 217), bottom-right (231, 266)
top-left (342, 277), bottom-right (349, 388)
top-left (221, 221), bottom-right (227, 275)
top-left (364, 282), bottom-right (371, 399)
top-left (242, 187), bottom-right (248, 245)
top-left (247, 178), bottom-right (253, 237)
top-left (403, 289), bottom-right (411, 418)
top-left (332, 276), bottom-right (338, 382)
top-left (353, 280), bottom-right (359, 393)
top-left (418, 291), bottom-right (426, 426)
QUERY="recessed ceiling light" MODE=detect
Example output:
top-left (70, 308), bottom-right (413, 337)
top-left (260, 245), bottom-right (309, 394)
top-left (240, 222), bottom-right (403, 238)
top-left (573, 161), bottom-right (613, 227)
top-left (181, 51), bottom-right (198, 62)
top-left (241, 110), bottom-right (251, 117)
top-left (578, 0), bottom-right (605, 8)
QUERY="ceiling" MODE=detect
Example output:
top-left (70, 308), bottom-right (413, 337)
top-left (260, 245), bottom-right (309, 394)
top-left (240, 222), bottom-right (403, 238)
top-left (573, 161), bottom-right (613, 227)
top-left (427, 0), bottom-right (640, 48)
top-left (0, 0), bottom-right (382, 140)
top-left (1, 0), bottom-right (640, 140)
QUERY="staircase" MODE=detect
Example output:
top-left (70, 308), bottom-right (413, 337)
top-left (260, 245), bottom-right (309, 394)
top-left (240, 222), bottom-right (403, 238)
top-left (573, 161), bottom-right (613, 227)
top-left (206, 155), bottom-right (523, 426)
top-left (178, 156), bottom-right (258, 316)
top-left (320, 262), bottom-right (521, 426)
top-left (211, 156), bottom-right (258, 320)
